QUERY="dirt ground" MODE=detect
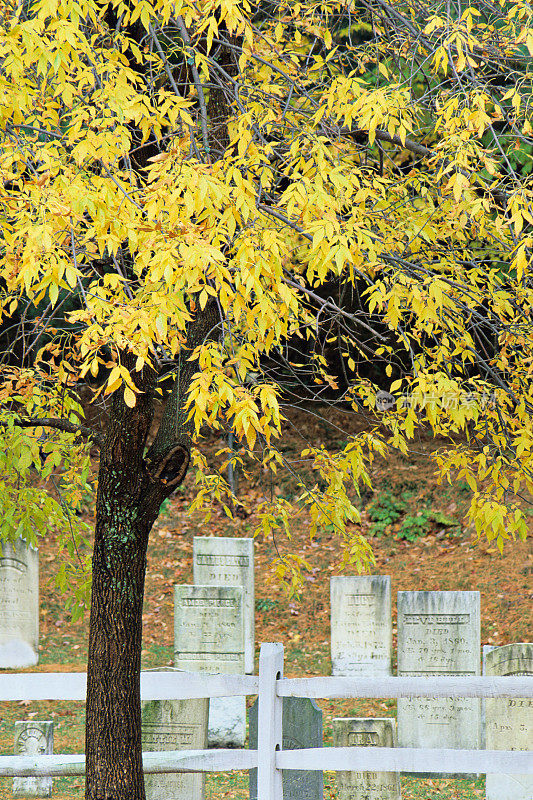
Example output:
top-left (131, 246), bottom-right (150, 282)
top-left (0, 409), bottom-right (531, 799)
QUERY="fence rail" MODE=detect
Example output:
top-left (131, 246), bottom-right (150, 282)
top-left (0, 750), bottom-right (258, 777)
top-left (277, 747), bottom-right (533, 774)
top-left (0, 672), bottom-right (259, 702)
top-left (0, 641), bottom-right (532, 796)
top-left (277, 675), bottom-right (531, 698)
top-left (1, 747), bottom-right (530, 778)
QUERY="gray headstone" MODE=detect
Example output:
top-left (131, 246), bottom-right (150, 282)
top-left (330, 576), bottom-right (392, 676)
top-left (397, 591), bottom-right (481, 778)
top-left (207, 695), bottom-right (246, 748)
top-left (0, 539), bottom-right (39, 668)
top-left (193, 537), bottom-right (255, 673)
top-left (142, 676), bottom-right (209, 800)
top-left (13, 721), bottom-right (53, 797)
top-left (332, 718), bottom-right (400, 800)
top-left (249, 697), bottom-right (323, 800)
top-left (484, 643), bottom-right (533, 800)
top-left (174, 585), bottom-right (245, 747)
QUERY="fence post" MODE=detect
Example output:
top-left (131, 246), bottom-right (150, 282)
top-left (257, 643), bottom-right (284, 800)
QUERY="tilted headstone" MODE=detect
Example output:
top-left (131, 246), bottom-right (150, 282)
top-left (142, 670), bottom-right (209, 800)
top-left (330, 576), bottom-right (392, 676)
top-left (193, 537), bottom-right (255, 673)
top-left (0, 539), bottom-right (39, 668)
top-left (174, 585), bottom-right (245, 747)
top-left (397, 591), bottom-right (481, 777)
top-left (484, 643), bottom-right (533, 800)
top-left (332, 718), bottom-right (400, 800)
top-left (249, 696), bottom-right (323, 800)
top-left (13, 721), bottom-right (53, 797)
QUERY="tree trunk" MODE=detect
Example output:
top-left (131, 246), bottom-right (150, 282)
top-left (84, 335), bottom-right (197, 799)
top-left (84, 353), bottom-right (183, 800)
top-left (85, 365), bottom-right (156, 800)
top-left (85, 507), bottom-right (154, 800)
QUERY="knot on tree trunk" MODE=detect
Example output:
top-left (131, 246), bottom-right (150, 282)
top-left (147, 442), bottom-right (190, 490)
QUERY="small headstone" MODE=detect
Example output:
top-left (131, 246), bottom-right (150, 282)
top-left (249, 697), bottom-right (323, 800)
top-left (0, 539), bottom-right (39, 668)
top-left (193, 537), bottom-right (255, 673)
top-left (332, 718), bottom-right (400, 800)
top-left (174, 585), bottom-right (245, 747)
top-left (142, 669), bottom-right (209, 800)
top-left (397, 591), bottom-right (481, 777)
top-left (484, 643), bottom-right (533, 800)
top-left (330, 576), bottom-right (392, 676)
top-left (13, 721), bottom-right (53, 797)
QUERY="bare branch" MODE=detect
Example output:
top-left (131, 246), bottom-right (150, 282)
top-left (5, 417), bottom-right (103, 448)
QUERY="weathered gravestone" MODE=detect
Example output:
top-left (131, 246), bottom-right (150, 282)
top-left (397, 591), bottom-right (481, 777)
top-left (0, 539), bottom-right (39, 668)
top-left (142, 670), bottom-right (209, 800)
top-left (249, 696), bottom-right (323, 800)
top-left (481, 644), bottom-right (496, 748)
top-left (174, 585), bottom-right (245, 747)
top-left (332, 718), bottom-right (400, 800)
top-left (193, 537), bottom-right (255, 673)
top-left (13, 721), bottom-right (53, 798)
top-left (330, 575), bottom-right (392, 676)
top-left (484, 643), bottom-right (533, 800)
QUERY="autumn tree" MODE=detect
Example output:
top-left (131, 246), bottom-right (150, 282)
top-left (1, 0), bottom-right (532, 797)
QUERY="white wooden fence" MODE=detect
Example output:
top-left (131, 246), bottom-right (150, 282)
top-left (1, 642), bottom-right (532, 798)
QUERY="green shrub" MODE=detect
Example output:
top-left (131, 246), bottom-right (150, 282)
top-left (367, 491), bottom-right (407, 536)
top-left (397, 510), bottom-right (432, 541)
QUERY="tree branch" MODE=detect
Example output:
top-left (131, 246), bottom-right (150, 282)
top-left (145, 299), bottom-right (220, 463)
top-left (5, 418), bottom-right (104, 448)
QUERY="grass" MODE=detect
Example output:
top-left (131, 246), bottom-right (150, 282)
top-left (0, 409), bottom-right (530, 799)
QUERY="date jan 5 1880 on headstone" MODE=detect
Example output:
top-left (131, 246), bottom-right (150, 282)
top-left (397, 590), bottom-right (481, 778)
top-left (484, 642), bottom-right (533, 800)
top-left (13, 721), bottom-right (53, 798)
top-left (0, 539), bottom-right (39, 668)
top-left (249, 696), bottom-right (323, 800)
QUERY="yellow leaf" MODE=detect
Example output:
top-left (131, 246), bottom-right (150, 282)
top-left (124, 386), bottom-right (136, 408)
top-left (466, 473), bottom-right (477, 492)
top-left (106, 367), bottom-right (123, 395)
